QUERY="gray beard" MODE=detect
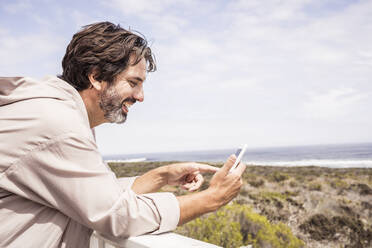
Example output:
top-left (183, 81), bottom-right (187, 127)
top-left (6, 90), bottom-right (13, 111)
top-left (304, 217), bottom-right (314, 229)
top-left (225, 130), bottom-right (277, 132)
top-left (99, 85), bottom-right (127, 124)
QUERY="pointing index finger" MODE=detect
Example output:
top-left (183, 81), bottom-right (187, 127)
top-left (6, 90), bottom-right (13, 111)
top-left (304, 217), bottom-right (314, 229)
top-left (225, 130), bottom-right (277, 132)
top-left (194, 163), bottom-right (219, 173)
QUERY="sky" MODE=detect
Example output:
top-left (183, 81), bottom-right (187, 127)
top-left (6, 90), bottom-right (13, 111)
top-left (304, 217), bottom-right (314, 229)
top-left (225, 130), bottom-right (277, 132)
top-left (1, 0), bottom-right (371, 155)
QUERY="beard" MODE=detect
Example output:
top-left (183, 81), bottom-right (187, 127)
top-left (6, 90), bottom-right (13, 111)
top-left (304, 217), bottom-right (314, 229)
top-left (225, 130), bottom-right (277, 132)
top-left (99, 84), bottom-right (133, 124)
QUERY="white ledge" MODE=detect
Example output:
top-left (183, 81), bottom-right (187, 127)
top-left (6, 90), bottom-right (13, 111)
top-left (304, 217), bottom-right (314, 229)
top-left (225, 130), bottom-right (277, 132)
top-left (90, 231), bottom-right (222, 248)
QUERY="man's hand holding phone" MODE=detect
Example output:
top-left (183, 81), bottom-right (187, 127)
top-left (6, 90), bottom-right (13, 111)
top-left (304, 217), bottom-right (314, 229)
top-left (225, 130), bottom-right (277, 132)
top-left (176, 145), bottom-right (248, 225)
top-left (206, 147), bottom-right (247, 209)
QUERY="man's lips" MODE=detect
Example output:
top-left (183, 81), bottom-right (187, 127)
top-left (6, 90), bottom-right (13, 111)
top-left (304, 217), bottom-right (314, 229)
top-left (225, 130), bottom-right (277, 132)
top-left (121, 98), bottom-right (136, 114)
top-left (122, 104), bottom-right (128, 113)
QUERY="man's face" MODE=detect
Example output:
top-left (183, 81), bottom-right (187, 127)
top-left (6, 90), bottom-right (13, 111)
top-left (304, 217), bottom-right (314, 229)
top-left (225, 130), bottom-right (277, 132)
top-left (99, 57), bottom-right (146, 124)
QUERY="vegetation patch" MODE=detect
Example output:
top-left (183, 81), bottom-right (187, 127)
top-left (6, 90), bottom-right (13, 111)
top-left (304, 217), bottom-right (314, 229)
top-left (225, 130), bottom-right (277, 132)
top-left (361, 201), bottom-right (372, 211)
top-left (349, 183), bottom-right (372, 195)
top-left (268, 172), bottom-right (289, 182)
top-left (330, 179), bottom-right (348, 190)
top-left (308, 183), bottom-right (322, 191)
top-left (289, 180), bottom-right (298, 187)
top-left (286, 197), bottom-right (303, 209)
top-left (299, 214), bottom-right (372, 247)
top-left (259, 191), bottom-right (288, 201)
top-left (248, 178), bottom-right (265, 188)
top-left (176, 203), bottom-right (304, 248)
top-left (108, 162), bottom-right (372, 247)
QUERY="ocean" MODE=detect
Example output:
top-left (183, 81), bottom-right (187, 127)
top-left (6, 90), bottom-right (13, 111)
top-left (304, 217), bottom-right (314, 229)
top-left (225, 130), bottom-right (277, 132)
top-left (103, 143), bottom-right (372, 168)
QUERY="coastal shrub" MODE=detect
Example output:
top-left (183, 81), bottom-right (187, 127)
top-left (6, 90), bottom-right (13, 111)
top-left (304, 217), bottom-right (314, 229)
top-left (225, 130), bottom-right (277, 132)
top-left (286, 197), bottom-right (303, 208)
top-left (244, 172), bottom-right (258, 181)
top-left (349, 183), bottom-right (372, 195)
top-left (361, 201), bottom-right (372, 211)
top-left (294, 175), bottom-right (305, 183)
top-left (235, 198), bottom-right (250, 205)
top-left (306, 176), bottom-right (315, 182)
top-left (259, 191), bottom-right (287, 201)
top-left (289, 180), bottom-right (298, 187)
top-left (250, 191), bottom-right (285, 212)
top-left (284, 190), bottom-right (299, 197)
top-left (308, 183), bottom-right (322, 191)
top-left (330, 179), bottom-right (348, 190)
top-left (176, 203), bottom-right (304, 248)
top-left (240, 187), bottom-right (250, 197)
top-left (300, 214), bottom-right (372, 247)
top-left (248, 178), bottom-right (265, 188)
top-left (176, 207), bottom-right (244, 247)
top-left (269, 172), bottom-right (289, 183)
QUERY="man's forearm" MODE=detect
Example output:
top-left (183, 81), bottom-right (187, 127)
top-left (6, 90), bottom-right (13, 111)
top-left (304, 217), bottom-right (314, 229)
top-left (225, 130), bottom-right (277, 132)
top-left (177, 189), bottom-right (220, 225)
top-left (131, 166), bottom-right (168, 194)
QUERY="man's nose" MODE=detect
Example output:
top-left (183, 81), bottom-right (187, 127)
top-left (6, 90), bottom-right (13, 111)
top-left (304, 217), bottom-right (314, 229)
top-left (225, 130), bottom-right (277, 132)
top-left (134, 86), bottom-right (144, 102)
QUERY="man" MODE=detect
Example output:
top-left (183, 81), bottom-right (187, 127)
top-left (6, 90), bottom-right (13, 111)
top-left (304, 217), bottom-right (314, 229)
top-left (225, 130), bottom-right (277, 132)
top-left (0, 22), bottom-right (246, 247)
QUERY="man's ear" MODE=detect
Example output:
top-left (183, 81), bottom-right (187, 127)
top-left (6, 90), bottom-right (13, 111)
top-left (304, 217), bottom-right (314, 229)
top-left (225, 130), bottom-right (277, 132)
top-left (88, 73), bottom-right (102, 91)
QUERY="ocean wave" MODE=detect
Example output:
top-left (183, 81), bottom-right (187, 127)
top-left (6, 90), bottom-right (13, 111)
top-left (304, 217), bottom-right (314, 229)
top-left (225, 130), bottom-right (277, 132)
top-left (105, 157), bottom-right (147, 163)
top-left (244, 159), bottom-right (372, 168)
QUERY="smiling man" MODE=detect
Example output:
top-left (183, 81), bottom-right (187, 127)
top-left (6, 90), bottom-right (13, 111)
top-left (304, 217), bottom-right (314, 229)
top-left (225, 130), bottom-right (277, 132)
top-left (82, 54), bottom-right (146, 126)
top-left (0, 22), bottom-right (246, 248)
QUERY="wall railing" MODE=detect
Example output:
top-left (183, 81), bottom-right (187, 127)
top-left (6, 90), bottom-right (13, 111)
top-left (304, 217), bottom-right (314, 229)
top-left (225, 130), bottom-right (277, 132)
top-left (90, 231), bottom-right (223, 248)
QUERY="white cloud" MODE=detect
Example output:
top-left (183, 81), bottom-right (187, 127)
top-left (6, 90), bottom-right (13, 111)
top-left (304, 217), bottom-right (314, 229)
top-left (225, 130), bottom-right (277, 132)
top-left (154, 37), bottom-right (219, 72)
top-left (304, 88), bottom-right (367, 120)
top-left (103, 0), bottom-right (216, 40)
top-left (0, 27), bottom-right (6, 35)
top-left (108, 0), bottom-right (174, 15)
top-left (227, 0), bottom-right (311, 23)
top-left (70, 9), bottom-right (102, 29)
top-left (0, 34), bottom-right (59, 61)
top-left (2, 0), bottom-right (32, 14)
top-left (355, 50), bottom-right (372, 67)
top-left (0, 28), bottom-right (64, 76)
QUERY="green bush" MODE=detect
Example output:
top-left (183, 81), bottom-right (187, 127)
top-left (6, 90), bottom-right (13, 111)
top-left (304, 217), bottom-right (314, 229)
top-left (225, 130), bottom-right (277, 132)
top-left (176, 209), bottom-right (244, 247)
top-left (330, 179), bottom-right (348, 190)
top-left (248, 179), bottom-right (265, 188)
top-left (176, 203), bottom-right (304, 248)
top-left (269, 172), bottom-right (289, 182)
top-left (289, 180), bottom-right (298, 187)
top-left (308, 183), bottom-right (322, 191)
top-left (259, 191), bottom-right (287, 201)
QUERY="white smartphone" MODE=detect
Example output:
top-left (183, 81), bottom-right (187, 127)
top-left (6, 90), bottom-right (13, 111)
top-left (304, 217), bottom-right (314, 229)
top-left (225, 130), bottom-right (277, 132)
top-left (229, 144), bottom-right (247, 173)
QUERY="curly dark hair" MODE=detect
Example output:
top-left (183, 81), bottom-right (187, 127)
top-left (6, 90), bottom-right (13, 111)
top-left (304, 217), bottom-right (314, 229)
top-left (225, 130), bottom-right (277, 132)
top-left (59, 21), bottom-right (156, 91)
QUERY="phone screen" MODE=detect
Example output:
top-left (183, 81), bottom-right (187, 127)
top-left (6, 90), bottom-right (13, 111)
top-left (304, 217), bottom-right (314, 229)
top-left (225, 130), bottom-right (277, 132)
top-left (235, 148), bottom-right (243, 157)
top-left (229, 144), bottom-right (247, 172)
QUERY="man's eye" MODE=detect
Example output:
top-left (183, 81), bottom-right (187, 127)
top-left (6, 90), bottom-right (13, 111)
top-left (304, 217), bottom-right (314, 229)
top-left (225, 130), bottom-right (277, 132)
top-left (129, 81), bottom-right (136, 87)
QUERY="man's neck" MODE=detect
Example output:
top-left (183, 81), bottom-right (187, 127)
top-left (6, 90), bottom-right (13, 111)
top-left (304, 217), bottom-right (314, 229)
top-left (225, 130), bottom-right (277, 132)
top-left (78, 89), bottom-right (105, 128)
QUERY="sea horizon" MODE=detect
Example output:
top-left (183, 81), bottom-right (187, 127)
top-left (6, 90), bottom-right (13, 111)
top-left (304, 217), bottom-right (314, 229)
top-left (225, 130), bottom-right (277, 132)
top-left (103, 142), bottom-right (372, 168)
